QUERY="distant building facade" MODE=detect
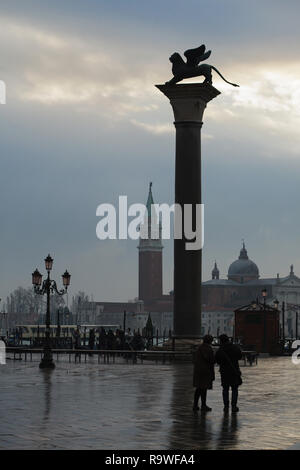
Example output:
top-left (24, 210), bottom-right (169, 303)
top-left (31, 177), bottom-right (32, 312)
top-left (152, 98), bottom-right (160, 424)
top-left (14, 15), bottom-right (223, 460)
top-left (202, 243), bottom-right (300, 338)
top-left (89, 185), bottom-right (300, 338)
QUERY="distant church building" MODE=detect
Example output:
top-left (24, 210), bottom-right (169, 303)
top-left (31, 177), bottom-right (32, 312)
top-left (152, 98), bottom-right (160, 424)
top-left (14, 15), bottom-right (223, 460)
top-left (203, 242), bottom-right (263, 309)
top-left (88, 184), bottom-right (300, 338)
top-left (87, 183), bottom-right (173, 334)
top-left (202, 243), bottom-right (300, 337)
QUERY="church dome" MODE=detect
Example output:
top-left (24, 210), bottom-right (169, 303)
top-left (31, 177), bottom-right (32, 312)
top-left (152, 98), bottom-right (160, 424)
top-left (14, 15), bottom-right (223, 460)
top-left (228, 243), bottom-right (259, 282)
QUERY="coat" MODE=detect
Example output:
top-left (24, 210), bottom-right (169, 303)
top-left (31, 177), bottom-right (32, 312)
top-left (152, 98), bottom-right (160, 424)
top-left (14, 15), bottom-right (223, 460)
top-left (193, 343), bottom-right (215, 389)
top-left (215, 343), bottom-right (243, 387)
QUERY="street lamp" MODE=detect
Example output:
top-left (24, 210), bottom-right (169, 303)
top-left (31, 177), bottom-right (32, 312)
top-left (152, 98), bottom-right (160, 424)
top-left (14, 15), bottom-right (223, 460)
top-left (32, 254), bottom-right (71, 369)
top-left (62, 270), bottom-right (71, 288)
top-left (32, 269), bottom-right (42, 287)
top-left (44, 254), bottom-right (54, 272)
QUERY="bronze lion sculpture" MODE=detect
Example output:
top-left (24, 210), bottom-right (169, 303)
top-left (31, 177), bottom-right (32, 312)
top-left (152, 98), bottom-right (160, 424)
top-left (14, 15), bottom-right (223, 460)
top-left (165, 45), bottom-right (239, 87)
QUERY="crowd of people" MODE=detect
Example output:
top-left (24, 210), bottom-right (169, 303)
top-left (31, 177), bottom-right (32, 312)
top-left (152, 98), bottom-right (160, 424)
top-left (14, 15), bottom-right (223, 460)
top-left (193, 334), bottom-right (243, 413)
top-left (72, 327), bottom-right (146, 352)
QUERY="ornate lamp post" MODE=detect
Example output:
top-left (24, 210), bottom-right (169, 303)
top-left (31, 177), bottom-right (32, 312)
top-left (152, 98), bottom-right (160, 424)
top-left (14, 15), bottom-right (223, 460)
top-left (32, 254), bottom-right (70, 369)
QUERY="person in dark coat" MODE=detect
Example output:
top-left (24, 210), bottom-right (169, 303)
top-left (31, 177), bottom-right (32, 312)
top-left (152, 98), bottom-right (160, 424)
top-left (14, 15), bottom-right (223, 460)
top-left (88, 328), bottom-right (95, 355)
top-left (107, 330), bottom-right (116, 350)
top-left (73, 327), bottom-right (81, 349)
top-left (193, 335), bottom-right (215, 411)
top-left (98, 327), bottom-right (107, 350)
top-left (215, 334), bottom-right (242, 412)
top-left (130, 332), bottom-right (145, 351)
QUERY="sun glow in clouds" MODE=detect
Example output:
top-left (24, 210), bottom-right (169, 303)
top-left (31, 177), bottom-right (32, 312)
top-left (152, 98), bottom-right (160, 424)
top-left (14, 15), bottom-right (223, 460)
top-left (217, 66), bottom-right (300, 115)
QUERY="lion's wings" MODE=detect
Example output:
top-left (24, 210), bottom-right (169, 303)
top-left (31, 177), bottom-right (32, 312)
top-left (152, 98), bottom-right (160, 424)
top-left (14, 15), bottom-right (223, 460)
top-left (184, 45), bottom-right (211, 67)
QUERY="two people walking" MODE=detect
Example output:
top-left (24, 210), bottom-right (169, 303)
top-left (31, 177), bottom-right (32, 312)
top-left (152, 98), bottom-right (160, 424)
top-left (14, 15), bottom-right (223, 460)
top-left (193, 334), bottom-right (242, 413)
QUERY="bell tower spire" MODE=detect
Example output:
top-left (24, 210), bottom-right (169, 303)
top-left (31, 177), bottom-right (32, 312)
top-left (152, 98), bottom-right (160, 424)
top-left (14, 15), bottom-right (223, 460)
top-left (138, 183), bottom-right (163, 302)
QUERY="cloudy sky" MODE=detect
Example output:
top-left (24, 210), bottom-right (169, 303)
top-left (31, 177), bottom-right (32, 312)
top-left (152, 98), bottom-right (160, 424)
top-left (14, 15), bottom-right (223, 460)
top-left (1, 0), bottom-right (300, 305)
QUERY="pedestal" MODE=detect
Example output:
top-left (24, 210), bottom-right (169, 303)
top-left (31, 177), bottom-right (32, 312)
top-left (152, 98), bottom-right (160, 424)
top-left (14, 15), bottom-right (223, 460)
top-left (156, 83), bottom-right (220, 338)
top-left (39, 343), bottom-right (55, 369)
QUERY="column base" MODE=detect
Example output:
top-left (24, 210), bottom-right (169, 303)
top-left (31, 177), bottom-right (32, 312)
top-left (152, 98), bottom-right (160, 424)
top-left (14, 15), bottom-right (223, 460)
top-left (39, 351), bottom-right (55, 369)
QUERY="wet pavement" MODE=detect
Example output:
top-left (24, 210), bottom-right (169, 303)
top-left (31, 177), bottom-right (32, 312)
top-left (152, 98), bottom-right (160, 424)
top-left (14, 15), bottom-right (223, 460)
top-left (0, 356), bottom-right (299, 449)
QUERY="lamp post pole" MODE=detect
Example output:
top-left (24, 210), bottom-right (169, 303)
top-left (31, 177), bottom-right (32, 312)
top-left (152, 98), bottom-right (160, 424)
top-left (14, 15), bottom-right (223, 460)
top-left (273, 299), bottom-right (281, 353)
top-left (56, 308), bottom-right (61, 339)
top-left (32, 254), bottom-right (71, 369)
top-left (123, 310), bottom-right (126, 332)
top-left (262, 289), bottom-right (267, 353)
top-left (282, 301), bottom-right (285, 346)
top-left (44, 269), bottom-right (52, 367)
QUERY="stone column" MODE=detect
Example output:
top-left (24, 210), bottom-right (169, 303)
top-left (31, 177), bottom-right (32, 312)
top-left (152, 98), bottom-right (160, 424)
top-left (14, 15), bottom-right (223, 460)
top-left (156, 83), bottom-right (220, 338)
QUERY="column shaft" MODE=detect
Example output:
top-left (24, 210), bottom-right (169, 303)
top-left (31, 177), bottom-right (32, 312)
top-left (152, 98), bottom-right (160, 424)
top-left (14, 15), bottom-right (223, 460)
top-left (174, 121), bottom-right (202, 337)
top-left (156, 83), bottom-right (220, 339)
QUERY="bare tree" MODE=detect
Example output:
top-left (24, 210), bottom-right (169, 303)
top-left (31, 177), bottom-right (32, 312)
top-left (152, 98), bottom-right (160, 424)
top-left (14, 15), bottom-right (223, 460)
top-left (6, 286), bottom-right (66, 327)
top-left (6, 286), bottom-right (45, 327)
top-left (71, 292), bottom-right (91, 324)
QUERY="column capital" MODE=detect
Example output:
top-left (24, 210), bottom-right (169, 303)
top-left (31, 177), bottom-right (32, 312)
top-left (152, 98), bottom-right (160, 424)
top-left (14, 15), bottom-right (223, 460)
top-left (156, 83), bottom-right (220, 122)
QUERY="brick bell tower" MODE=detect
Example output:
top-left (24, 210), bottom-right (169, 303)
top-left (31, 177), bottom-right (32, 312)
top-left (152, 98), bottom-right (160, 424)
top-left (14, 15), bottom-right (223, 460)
top-left (138, 183), bottom-right (163, 302)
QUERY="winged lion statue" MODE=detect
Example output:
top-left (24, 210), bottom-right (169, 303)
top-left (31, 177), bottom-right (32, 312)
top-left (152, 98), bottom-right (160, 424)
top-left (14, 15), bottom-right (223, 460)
top-left (165, 44), bottom-right (239, 87)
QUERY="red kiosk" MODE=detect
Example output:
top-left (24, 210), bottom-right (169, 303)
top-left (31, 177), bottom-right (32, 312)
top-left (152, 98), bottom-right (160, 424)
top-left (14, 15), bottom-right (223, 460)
top-left (234, 299), bottom-right (280, 354)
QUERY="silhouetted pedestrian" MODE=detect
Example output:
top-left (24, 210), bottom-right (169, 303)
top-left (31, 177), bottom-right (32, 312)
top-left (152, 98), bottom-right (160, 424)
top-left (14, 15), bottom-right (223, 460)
top-left (130, 332), bottom-right (144, 351)
top-left (107, 329), bottom-right (116, 350)
top-left (116, 329), bottom-right (126, 350)
top-left (88, 328), bottom-right (95, 355)
top-left (215, 334), bottom-right (242, 413)
top-left (125, 328), bottom-right (133, 342)
top-left (98, 327), bottom-right (107, 350)
top-left (193, 335), bottom-right (215, 412)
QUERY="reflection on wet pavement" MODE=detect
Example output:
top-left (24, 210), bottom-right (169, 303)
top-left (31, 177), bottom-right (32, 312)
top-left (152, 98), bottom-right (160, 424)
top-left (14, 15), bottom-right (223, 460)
top-left (0, 357), bottom-right (299, 449)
